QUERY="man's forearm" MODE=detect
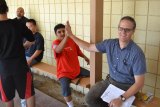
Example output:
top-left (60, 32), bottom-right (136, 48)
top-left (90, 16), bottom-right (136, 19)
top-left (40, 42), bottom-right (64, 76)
top-left (29, 50), bottom-right (42, 61)
top-left (122, 75), bottom-right (145, 99)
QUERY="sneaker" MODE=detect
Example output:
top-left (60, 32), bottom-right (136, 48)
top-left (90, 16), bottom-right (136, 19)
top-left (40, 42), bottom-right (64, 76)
top-left (21, 99), bottom-right (26, 107)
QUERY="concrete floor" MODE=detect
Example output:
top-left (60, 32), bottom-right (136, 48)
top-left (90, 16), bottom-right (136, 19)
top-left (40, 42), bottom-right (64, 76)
top-left (0, 89), bottom-right (66, 107)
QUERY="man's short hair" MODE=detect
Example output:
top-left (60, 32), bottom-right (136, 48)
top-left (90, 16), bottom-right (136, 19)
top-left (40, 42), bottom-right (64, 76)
top-left (0, 0), bottom-right (9, 14)
top-left (120, 16), bottom-right (136, 30)
top-left (54, 24), bottom-right (65, 34)
top-left (26, 19), bottom-right (36, 25)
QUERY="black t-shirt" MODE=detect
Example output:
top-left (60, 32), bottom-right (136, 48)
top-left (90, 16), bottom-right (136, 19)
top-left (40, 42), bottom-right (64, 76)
top-left (25, 32), bottom-right (44, 62)
top-left (14, 16), bottom-right (28, 25)
top-left (0, 19), bottom-right (34, 75)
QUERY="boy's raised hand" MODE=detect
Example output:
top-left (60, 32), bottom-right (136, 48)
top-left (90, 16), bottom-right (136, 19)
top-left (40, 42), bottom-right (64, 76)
top-left (65, 21), bottom-right (73, 37)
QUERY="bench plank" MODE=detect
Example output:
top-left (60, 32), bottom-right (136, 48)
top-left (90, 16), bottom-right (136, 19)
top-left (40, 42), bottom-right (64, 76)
top-left (31, 62), bottom-right (90, 88)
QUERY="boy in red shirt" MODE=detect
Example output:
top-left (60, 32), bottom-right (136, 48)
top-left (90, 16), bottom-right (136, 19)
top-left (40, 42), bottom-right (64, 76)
top-left (52, 24), bottom-right (90, 107)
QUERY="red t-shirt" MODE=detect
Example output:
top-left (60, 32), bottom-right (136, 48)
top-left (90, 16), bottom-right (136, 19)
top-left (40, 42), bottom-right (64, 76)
top-left (52, 38), bottom-right (83, 79)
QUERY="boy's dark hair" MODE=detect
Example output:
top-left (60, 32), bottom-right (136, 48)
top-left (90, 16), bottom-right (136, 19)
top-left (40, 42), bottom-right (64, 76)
top-left (119, 16), bottom-right (136, 30)
top-left (26, 19), bottom-right (36, 25)
top-left (0, 0), bottom-right (9, 14)
top-left (54, 23), bottom-right (65, 34)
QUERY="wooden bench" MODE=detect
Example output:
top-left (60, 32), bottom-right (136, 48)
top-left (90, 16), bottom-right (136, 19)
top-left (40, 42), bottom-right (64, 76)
top-left (134, 96), bottom-right (160, 107)
top-left (31, 62), bottom-right (90, 88)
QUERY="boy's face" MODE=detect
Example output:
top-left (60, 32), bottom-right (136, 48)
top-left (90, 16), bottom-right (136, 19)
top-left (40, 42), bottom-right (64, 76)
top-left (26, 22), bottom-right (36, 33)
top-left (56, 28), bottom-right (65, 40)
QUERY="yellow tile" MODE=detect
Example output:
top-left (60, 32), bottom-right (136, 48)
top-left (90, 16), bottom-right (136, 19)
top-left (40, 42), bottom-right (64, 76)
top-left (156, 76), bottom-right (160, 89)
top-left (68, 14), bottom-right (75, 24)
top-left (76, 26), bottom-right (83, 36)
top-left (50, 4), bottom-right (56, 13)
top-left (76, 14), bottom-right (83, 25)
top-left (83, 26), bottom-right (90, 37)
top-left (76, 3), bottom-right (82, 14)
top-left (102, 73), bottom-right (108, 80)
top-left (46, 33), bottom-right (51, 43)
top-left (111, 15), bottom-right (121, 28)
top-left (102, 62), bottom-right (109, 74)
top-left (135, 1), bottom-right (148, 15)
top-left (83, 2), bottom-right (90, 14)
top-left (62, 14), bottom-right (68, 24)
top-left (45, 22), bottom-right (51, 31)
top-left (83, 15), bottom-right (90, 26)
top-left (103, 28), bottom-right (111, 40)
top-left (146, 59), bottom-right (158, 74)
top-left (148, 16), bottom-right (160, 32)
top-left (145, 73), bottom-right (156, 87)
top-left (111, 28), bottom-right (118, 39)
top-left (142, 85), bottom-right (154, 94)
top-left (158, 62), bottom-right (160, 75)
top-left (83, 36), bottom-right (90, 43)
top-left (103, 54), bottom-right (107, 63)
top-left (55, 4), bottom-right (62, 14)
top-left (75, 0), bottom-right (82, 2)
top-left (112, 2), bottom-right (122, 14)
top-left (149, 1), bottom-right (160, 16)
top-left (39, 14), bottom-right (45, 22)
top-left (62, 4), bottom-right (68, 13)
top-left (50, 14), bottom-right (56, 23)
top-left (38, 0), bottom-right (43, 4)
top-left (104, 2), bottom-right (111, 14)
top-left (39, 5), bottom-right (44, 13)
top-left (34, 5), bottom-right (39, 13)
top-left (104, 15), bottom-right (111, 27)
top-left (134, 30), bottom-right (146, 44)
top-left (44, 14), bottom-right (50, 23)
top-left (55, 14), bottom-right (62, 23)
top-left (61, 0), bottom-right (67, 3)
top-left (155, 89), bottom-right (160, 98)
top-left (54, 0), bottom-right (61, 3)
top-left (135, 16), bottom-right (147, 30)
top-left (44, 0), bottom-right (49, 4)
top-left (146, 31), bottom-right (160, 46)
top-left (44, 4), bottom-right (50, 14)
top-left (68, 0), bottom-right (75, 3)
top-left (49, 0), bottom-right (55, 4)
top-left (83, 0), bottom-right (90, 2)
top-left (123, 1), bottom-right (134, 15)
top-left (68, 3), bottom-right (75, 14)
top-left (146, 45), bottom-right (159, 60)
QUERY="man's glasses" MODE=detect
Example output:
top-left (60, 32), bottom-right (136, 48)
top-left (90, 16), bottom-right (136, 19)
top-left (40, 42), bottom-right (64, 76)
top-left (118, 27), bottom-right (133, 33)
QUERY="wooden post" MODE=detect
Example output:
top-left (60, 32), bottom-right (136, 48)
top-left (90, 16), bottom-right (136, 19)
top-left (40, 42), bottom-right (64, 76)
top-left (90, 0), bottom-right (103, 86)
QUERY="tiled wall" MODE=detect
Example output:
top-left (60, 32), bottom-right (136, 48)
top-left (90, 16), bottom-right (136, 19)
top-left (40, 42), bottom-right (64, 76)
top-left (6, 0), bottom-right (160, 98)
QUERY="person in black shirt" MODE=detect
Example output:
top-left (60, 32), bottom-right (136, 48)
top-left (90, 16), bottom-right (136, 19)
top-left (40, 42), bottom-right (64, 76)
top-left (0, 1), bottom-right (35, 107)
top-left (14, 7), bottom-right (28, 25)
top-left (25, 19), bottom-right (44, 66)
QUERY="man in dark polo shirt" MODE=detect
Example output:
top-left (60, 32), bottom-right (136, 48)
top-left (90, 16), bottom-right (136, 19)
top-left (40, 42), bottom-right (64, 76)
top-left (14, 7), bottom-right (28, 25)
top-left (0, 1), bottom-right (35, 107)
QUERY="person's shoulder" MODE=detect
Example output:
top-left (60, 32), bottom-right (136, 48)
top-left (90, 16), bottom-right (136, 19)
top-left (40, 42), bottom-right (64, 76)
top-left (53, 39), bottom-right (60, 44)
top-left (102, 38), bottom-right (118, 45)
top-left (35, 32), bottom-right (43, 38)
top-left (131, 41), bottom-right (144, 55)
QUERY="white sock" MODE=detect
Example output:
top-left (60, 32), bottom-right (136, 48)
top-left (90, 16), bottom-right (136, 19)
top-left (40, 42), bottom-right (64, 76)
top-left (66, 100), bottom-right (74, 107)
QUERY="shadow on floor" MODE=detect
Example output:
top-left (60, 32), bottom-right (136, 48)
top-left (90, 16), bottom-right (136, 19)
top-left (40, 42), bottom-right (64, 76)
top-left (0, 89), bottom-right (66, 107)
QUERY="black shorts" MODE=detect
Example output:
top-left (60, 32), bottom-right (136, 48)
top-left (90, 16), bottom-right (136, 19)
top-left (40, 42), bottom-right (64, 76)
top-left (0, 71), bottom-right (35, 102)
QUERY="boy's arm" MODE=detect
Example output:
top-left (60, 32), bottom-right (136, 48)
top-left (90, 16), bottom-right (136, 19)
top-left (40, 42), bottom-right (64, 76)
top-left (23, 40), bottom-right (35, 49)
top-left (54, 36), bottom-right (68, 53)
top-left (79, 53), bottom-right (90, 65)
top-left (27, 50), bottom-right (42, 66)
top-left (65, 21), bottom-right (98, 52)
